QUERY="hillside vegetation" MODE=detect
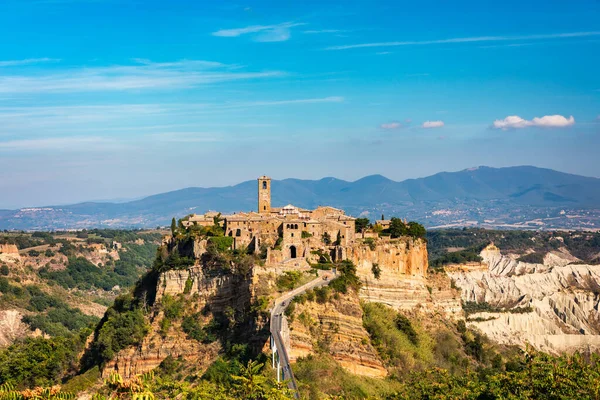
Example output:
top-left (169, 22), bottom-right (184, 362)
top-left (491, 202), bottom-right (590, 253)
top-left (3, 226), bottom-right (600, 399)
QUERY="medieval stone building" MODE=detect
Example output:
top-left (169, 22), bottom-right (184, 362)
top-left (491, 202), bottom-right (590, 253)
top-left (184, 176), bottom-right (356, 263)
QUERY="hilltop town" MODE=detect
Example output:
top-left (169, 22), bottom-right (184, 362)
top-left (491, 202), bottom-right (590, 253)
top-left (178, 176), bottom-right (428, 277)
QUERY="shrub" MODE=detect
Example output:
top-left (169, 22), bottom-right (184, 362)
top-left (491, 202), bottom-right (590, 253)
top-left (371, 263), bottom-right (381, 279)
top-left (61, 366), bottom-right (100, 394)
top-left (364, 238), bottom-right (376, 251)
top-left (209, 236), bottom-right (234, 252)
top-left (395, 313), bottom-right (418, 345)
top-left (330, 260), bottom-right (361, 294)
top-left (276, 270), bottom-right (303, 291)
top-left (184, 277), bottom-right (193, 294)
top-left (93, 295), bottom-right (149, 363)
top-left (162, 294), bottom-right (184, 320)
top-left (0, 336), bottom-right (84, 389)
top-left (314, 287), bottom-right (330, 304)
top-left (517, 252), bottom-right (545, 264)
top-left (284, 302), bottom-right (296, 317)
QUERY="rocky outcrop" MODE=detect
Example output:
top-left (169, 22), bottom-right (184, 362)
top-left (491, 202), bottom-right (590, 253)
top-left (287, 292), bottom-right (387, 378)
top-left (103, 315), bottom-right (221, 379)
top-left (346, 238), bottom-right (461, 316)
top-left (156, 266), bottom-right (251, 312)
top-left (349, 238), bottom-right (428, 279)
top-left (448, 244), bottom-right (600, 354)
top-left (0, 244), bottom-right (20, 263)
top-left (83, 243), bottom-right (120, 266)
top-left (350, 238), bottom-right (428, 312)
top-left (0, 310), bottom-right (32, 347)
top-left (103, 266), bottom-right (252, 378)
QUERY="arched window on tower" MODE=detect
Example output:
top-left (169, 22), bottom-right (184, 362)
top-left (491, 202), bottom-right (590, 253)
top-left (263, 181), bottom-right (267, 190)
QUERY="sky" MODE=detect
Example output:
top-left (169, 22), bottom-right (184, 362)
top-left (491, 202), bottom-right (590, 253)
top-left (0, 0), bottom-right (599, 209)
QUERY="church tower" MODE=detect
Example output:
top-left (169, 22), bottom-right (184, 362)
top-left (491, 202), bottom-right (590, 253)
top-left (258, 176), bottom-right (271, 214)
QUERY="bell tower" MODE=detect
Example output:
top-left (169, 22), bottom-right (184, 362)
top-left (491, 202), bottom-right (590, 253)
top-left (258, 176), bottom-right (271, 214)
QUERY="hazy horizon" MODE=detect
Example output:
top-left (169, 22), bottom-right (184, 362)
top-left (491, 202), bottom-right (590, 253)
top-left (3, 164), bottom-right (600, 210)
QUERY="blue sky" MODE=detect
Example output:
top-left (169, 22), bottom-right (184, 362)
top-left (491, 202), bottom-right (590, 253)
top-left (0, 0), bottom-right (599, 208)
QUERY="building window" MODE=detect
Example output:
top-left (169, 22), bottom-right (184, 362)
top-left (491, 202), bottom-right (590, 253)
top-left (291, 233), bottom-right (294, 237)
top-left (263, 181), bottom-right (267, 189)
top-left (236, 229), bottom-right (241, 237)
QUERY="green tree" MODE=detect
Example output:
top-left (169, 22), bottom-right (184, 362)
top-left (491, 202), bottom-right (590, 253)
top-left (389, 217), bottom-right (408, 238)
top-left (322, 232), bottom-right (331, 246)
top-left (371, 263), bottom-right (381, 279)
top-left (355, 218), bottom-right (370, 233)
top-left (231, 360), bottom-right (270, 399)
top-left (170, 218), bottom-right (176, 236)
top-left (407, 221), bottom-right (426, 239)
top-left (334, 231), bottom-right (342, 246)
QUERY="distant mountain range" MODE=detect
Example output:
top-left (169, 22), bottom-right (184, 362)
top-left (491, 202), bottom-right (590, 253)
top-left (2, 166), bottom-right (600, 231)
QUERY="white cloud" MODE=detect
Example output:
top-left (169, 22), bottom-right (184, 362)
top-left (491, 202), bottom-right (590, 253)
top-left (492, 115), bottom-right (575, 130)
top-left (0, 58), bottom-right (59, 67)
top-left (531, 115), bottom-right (575, 128)
top-left (422, 120), bottom-right (444, 128)
top-left (492, 116), bottom-right (532, 129)
top-left (380, 122), bottom-right (402, 129)
top-left (325, 31), bottom-right (600, 50)
top-left (212, 22), bottom-right (305, 42)
top-left (0, 59), bottom-right (284, 93)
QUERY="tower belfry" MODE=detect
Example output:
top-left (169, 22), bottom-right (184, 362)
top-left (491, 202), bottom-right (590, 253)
top-left (258, 176), bottom-right (271, 213)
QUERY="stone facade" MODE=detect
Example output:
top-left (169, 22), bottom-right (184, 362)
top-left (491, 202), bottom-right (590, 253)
top-left (184, 176), bottom-right (357, 262)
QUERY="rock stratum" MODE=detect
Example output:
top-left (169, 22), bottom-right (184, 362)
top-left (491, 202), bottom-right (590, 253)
top-left (97, 235), bottom-right (448, 379)
top-left (448, 244), bottom-right (600, 354)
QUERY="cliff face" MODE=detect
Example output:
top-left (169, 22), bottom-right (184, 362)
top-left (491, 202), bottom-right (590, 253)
top-left (447, 244), bottom-right (600, 354)
top-left (103, 266), bottom-right (253, 378)
top-left (287, 291), bottom-right (387, 378)
top-left (346, 239), bottom-right (460, 316)
top-left (100, 235), bottom-right (456, 379)
top-left (349, 238), bottom-right (428, 279)
top-left (0, 244), bottom-right (20, 263)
